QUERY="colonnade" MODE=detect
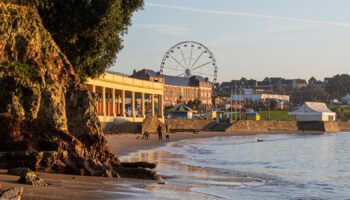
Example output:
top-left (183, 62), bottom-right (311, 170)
top-left (90, 84), bottom-right (164, 119)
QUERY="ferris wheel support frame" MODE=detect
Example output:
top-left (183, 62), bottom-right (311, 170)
top-left (160, 41), bottom-right (218, 84)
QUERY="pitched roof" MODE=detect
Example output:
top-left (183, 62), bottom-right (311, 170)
top-left (293, 102), bottom-right (333, 113)
top-left (294, 79), bottom-right (307, 84)
top-left (163, 75), bottom-right (190, 86)
top-left (142, 69), bottom-right (160, 77)
top-left (163, 75), bottom-right (209, 86)
top-left (166, 104), bottom-right (193, 113)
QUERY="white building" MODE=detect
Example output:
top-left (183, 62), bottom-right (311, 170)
top-left (342, 94), bottom-right (350, 105)
top-left (288, 102), bottom-right (336, 121)
top-left (230, 89), bottom-right (290, 102)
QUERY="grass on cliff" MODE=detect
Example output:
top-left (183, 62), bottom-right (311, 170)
top-left (0, 62), bottom-right (40, 82)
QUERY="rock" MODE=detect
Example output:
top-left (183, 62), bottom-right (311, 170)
top-left (0, 187), bottom-right (23, 200)
top-left (17, 172), bottom-right (48, 186)
top-left (103, 170), bottom-right (113, 178)
top-left (0, 2), bottom-right (160, 181)
top-left (115, 167), bottom-right (161, 180)
top-left (7, 168), bottom-right (32, 176)
top-left (120, 162), bottom-right (157, 169)
top-left (141, 116), bottom-right (166, 134)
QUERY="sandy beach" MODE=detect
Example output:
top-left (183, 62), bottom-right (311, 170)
top-left (0, 131), bottom-right (305, 199)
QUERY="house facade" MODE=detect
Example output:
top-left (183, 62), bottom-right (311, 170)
top-left (131, 69), bottom-right (213, 107)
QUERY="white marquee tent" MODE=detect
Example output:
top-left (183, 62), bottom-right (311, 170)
top-left (288, 102), bottom-right (336, 121)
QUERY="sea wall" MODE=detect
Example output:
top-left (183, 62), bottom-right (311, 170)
top-left (165, 119), bottom-right (216, 131)
top-left (339, 122), bottom-right (350, 131)
top-left (225, 120), bottom-right (298, 132)
top-left (324, 121), bottom-right (340, 132)
top-left (297, 121), bottom-right (339, 133)
top-left (106, 122), bottom-right (141, 134)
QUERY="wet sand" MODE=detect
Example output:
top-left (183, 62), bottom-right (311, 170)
top-left (0, 131), bottom-right (303, 199)
top-left (106, 131), bottom-right (237, 157)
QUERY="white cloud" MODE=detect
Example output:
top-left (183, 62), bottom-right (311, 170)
top-left (208, 34), bottom-right (295, 46)
top-left (146, 3), bottom-right (350, 27)
top-left (134, 24), bottom-right (194, 36)
top-left (265, 24), bottom-right (322, 33)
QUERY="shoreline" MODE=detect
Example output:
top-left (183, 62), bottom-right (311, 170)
top-left (105, 130), bottom-right (319, 158)
top-left (0, 130), bottom-right (335, 199)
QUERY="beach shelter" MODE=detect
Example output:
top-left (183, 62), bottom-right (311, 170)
top-left (246, 112), bottom-right (261, 121)
top-left (288, 102), bottom-right (336, 121)
top-left (166, 104), bottom-right (193, 119)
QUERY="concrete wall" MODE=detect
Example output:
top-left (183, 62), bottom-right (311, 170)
top-left (323, 121), bottom-right (340, 132)
top-left (225, 120), bottom-right (298, 132)
top-left (298, 121), bottom-right (339, 132)
top-left (339, 122), bottom-right (350, 131)
top-left (165, 119), bottom-right (216, 131)
top-left (105, 122), bottom-right (141, 134)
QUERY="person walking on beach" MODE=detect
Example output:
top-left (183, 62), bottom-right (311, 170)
top-left (157, 125), bottom-right (163, 141)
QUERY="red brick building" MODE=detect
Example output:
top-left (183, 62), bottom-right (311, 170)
top-left (131, 69), bottom-right (213, 107)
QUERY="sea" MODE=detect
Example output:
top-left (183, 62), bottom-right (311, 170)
top-left (121, 132), bottom-right (350, 200)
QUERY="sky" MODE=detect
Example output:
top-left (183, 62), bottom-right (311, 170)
top-left (111, 0), bottom-right (350, 82)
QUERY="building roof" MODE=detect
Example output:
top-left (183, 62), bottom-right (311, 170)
top-left (164, 75), bottom-right (210, 86)
top-left (294, 79), bottom-right (307, 84)
top-left (289, 102), bottom-right (334, 115)
top-left (163, 75), bottom-right (190, 86)
top-left (105, 70), bottom-right (129, 77)
top-left (143, 69), bottom-right (160, 77)
top-left (133, 69), bottom-right (210, 87)
top-left (166, 104), bottom-right (193, 113)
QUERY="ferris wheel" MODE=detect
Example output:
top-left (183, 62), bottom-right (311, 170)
top-left (160, 41), bottom-right (218, 84)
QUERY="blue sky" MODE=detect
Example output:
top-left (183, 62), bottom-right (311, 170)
top-left (111, 0), bottom-right (350, 82)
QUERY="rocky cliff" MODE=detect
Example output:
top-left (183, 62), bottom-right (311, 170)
top-left (0, 3), bottom-right (159, 179)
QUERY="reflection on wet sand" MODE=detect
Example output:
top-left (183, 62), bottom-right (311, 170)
top-left (121, 142), bottom-right (265, 196)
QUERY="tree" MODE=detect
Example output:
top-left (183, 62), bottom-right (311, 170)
top-left (192, 99), bottom-right (202, 110)
top-left (4, 0), bottom-right (144, 80)
top-left (291, 85), bottom-right (328, 105)
top-left (326, 74), bottom-right (350, 99)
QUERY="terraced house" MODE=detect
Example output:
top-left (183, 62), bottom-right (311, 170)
top-left (131, 69), bottom-right (213, 108)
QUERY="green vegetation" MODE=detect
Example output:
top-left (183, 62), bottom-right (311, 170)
top-left (227, 111), bottom-right (294, 121)
top-left (258, 111), bottom-right (295, 121)
top-left (326, 74), bottom-right (350, 99)
top-left (291, 85), bottom-right (328, 105)
top-left (329, 105), bottom-right (350, 121)
top-left (3, 0), bottom-right (144, 80)
top-left (0, 62), bottom-right (40, 82)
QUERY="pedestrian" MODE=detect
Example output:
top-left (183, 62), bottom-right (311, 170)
top-left (157, 125), bottom-right (163, 141)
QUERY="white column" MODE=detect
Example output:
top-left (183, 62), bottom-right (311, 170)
top-left (122, 90), bottom-right (126, 117)
top-left (161, 95), bottom-right (164, 118)
top-left (158, 95), bottom-right (162, 117)
top-left (112, 89), bottom-right (116, 117)
top-left (102, 87), bottom-right (106, 117)
top-left (151, 94), bottom-right (155, 117)
top-left (141, 93), bottom-right (145, 117)
top-left (117, 95), bottom-right (121, 116)
top-left (131, 91), bottom-right (136, 117)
